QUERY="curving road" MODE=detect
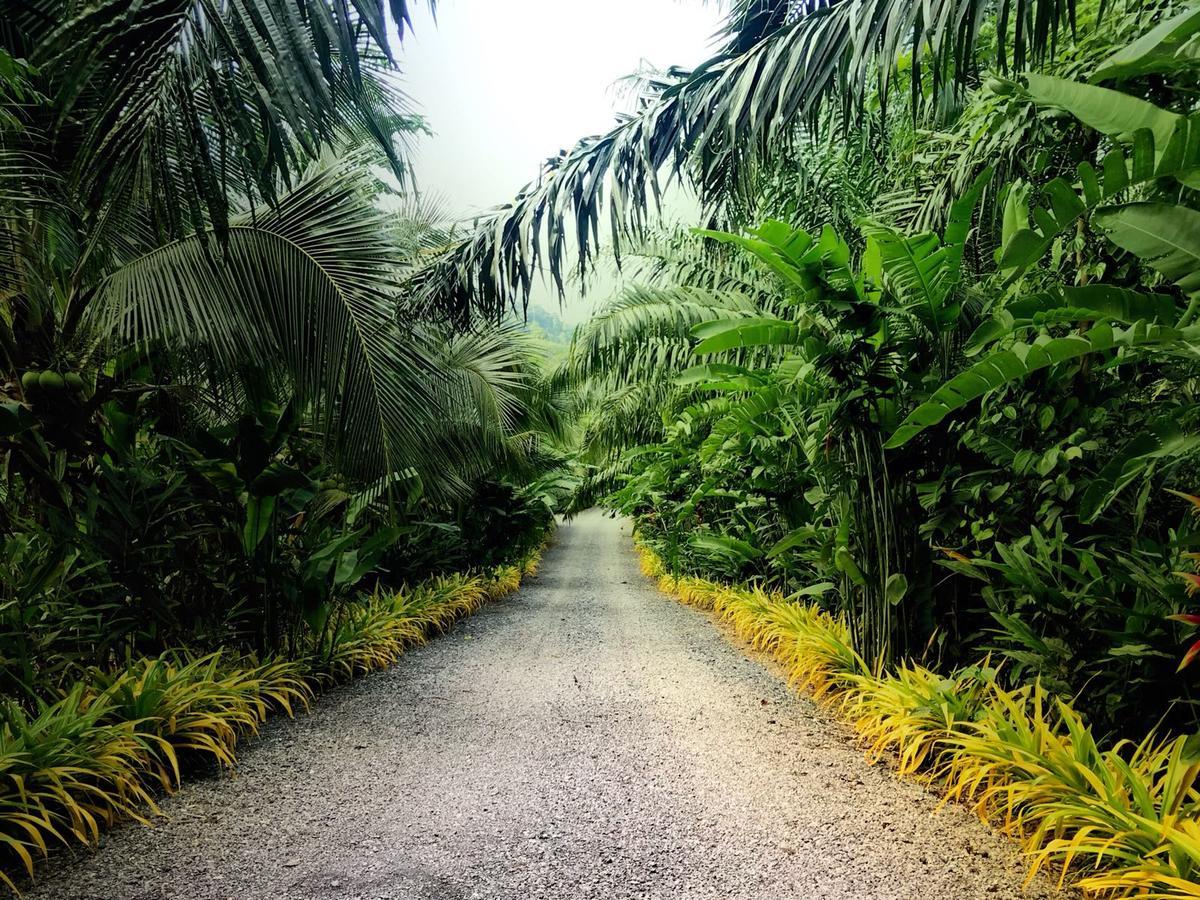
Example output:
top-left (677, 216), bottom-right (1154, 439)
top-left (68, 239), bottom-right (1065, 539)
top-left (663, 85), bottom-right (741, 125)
top-left (27, 510), bottom-right (1060, 900)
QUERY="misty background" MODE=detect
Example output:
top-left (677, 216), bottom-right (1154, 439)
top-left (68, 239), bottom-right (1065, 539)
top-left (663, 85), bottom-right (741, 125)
top-left (398, 1), bottom-right (725, 331)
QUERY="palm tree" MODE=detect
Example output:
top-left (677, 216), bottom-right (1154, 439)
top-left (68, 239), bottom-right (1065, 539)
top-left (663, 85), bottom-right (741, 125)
top-left (0, 0), bottom-right (564, 509)
top-left (411, 0), bottom-right (1089, 324)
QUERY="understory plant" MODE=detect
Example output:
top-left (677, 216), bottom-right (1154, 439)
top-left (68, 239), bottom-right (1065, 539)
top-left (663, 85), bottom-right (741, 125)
top-left (641, 541), bottom-right (1200, 898)
top-left (0, 540), bottom-right (548, 893)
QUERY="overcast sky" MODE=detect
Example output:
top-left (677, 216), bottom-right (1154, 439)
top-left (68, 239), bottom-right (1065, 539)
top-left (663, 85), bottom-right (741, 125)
top-left (396, 1), bottom-right (726, 322)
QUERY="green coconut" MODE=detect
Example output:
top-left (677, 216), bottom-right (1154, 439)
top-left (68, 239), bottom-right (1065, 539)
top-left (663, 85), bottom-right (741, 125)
top-left (20, 370), bottom-right (39, 394)
top-left (38, 371), bottom-right (66, 393)
top-left (64, 372), bottom-right (85, 394)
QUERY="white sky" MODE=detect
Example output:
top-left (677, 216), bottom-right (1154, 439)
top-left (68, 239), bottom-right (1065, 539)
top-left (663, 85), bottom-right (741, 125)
top-left (396, 1), bottom-right (726, 322)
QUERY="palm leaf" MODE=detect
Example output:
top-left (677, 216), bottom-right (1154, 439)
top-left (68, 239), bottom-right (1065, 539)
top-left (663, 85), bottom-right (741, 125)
top-left (19, 0), bottom-right (423, 237)
top-left (93, 152), bottom-right (438, 485)
top-left (412, 0), bottom-right (1082, 323)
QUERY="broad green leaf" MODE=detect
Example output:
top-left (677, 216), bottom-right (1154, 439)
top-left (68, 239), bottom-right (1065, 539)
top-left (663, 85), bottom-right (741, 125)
top-left (1026, 73), bottom-right (1180, 146)
top-left (691, 317), bottom-right (800, 354)
top-left (689, 533), bottom-right (763, 561)
top-left (0, 401), bottom-right (35, 438)
top-left (791, 582), bottom-right (836, 598)
top-left (999, 118), bottom-right (1200, 281)
top-left (1091, 6), bottom-right (1200, 83)
top-left (834, 546), bottom-right (867, 587)
top-left (1079, 416), bottom-right (1200, 522)
top-left (884, 573), bottom-right (909, 606)
top-left (1095, 202), bottom-right (1200, 318)
top-left (248, 461), bottom-right (312, 498)
top-left (860, 169), bottom-right (991, 334)
top-left (999, 181), bottom-right (1031, 268)
top-left (695, 226), bottom-right (815, 289)
top-left (241, 495), bottom-right (277, 556)
top-left (885, 322), bottom-right (1199, 447)
top-left (767, 526), bottom-right (821, 558)
top-left (969, 286), bottom-right (1181, 354)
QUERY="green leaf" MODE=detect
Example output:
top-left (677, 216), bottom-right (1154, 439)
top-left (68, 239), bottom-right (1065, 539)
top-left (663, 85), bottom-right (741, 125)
top-left (1025, 73), bottom-right (1180, 147)
top-left (241, 495), bottom-right (277, 557)
top-left (248, 462), bottom-right (313, 498)
top-left (860, 171), bottom-right (991, 334)
top-left (767, 526), bottom-right (821, 558)
top-left (0, 401), bottom-right (35, 438)
top-left (884, 573), bottom-right (909, 606)
top-left (834, 546), bottom-right (867, 587)
top-left (1091, 6), bottom-right (1200, 83)
top-left (691, 317), bottom-right (800, 354)
top-left (1079, 416), bottom-right (1200, 522)
top-left (969, 286), bottom-right (1182, 354)
top-left (333, 550), bottom-right (361, 588)
top-left (689, 534), bottom-right (763, 561)
top-left (885, 322), bottom-right (1198, 447)
top-left (1094, 202), bottom-right (1200, 314)
top-left (792, 582), bottom-right (836, 598)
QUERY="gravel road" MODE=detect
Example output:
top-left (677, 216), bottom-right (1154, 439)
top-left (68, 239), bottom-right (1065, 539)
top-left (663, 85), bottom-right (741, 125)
top-left (26, 509), bottom-right (1062, 900)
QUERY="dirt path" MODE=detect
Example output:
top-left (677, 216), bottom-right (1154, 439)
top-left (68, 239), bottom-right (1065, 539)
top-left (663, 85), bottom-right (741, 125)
top-left (27, 510), bottom-right (1060, 900)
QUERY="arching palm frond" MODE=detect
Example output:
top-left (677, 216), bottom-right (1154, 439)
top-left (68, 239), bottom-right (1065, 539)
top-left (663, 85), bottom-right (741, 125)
top-left (618, 227), bottom-right (783, 298)
top-left (421, 320), bottom-right (578, 490)
top-left (93, 151), bottom-right (439, 486)
top-left (7, 0), bottom-right (429, 239)
top-left (578, 380), bottom-right (686, 462)
top-left (414, 0), bottom-right (1082, 324)
top-left (438, 321), bottom-right (534, 435)
top-left (897, 0), bottom-right (1171, 235)
top-left (559, 284), bottom-right (763, 389)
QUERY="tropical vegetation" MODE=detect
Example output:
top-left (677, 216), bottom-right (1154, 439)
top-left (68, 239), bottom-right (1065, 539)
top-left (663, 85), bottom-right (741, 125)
top-left (0, 0), bottom-right (572, 888)
top-left (559, 0), bottom-right (1200, 742)
top-left (532, 0), bottom-right (1200, 895)
top-left (6, 0), bottom-right (1200, 893)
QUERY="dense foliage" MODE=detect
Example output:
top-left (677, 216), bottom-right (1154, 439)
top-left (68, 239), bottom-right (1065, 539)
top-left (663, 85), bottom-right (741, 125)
top-left (560, 0), bottom-right (1200, 742)
top-left (5, 0), bottom-right (1200, 892)
top-left (0, 0), bottom-right (575, 852)
top-left (0, 0), bottom-right (580, 884)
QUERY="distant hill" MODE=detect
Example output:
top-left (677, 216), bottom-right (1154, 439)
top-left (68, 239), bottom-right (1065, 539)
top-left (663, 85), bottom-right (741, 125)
top-left (522, 306), bottom-right (574, 346)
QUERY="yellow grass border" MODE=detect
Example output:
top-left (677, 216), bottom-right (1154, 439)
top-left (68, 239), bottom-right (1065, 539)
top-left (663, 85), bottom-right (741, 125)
top-left (0, 537), bottom-right (551, 894)
top-left (638, 541), bottom-right (1200, 899)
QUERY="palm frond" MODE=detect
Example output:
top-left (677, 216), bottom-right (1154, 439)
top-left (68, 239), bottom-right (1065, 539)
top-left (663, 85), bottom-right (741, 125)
top-left (559, 284), bottom-right (763, 389)
top-left (13, 0), bottom-right (427, 238)
top-left (414, 0), bottom-right (1082, 323)
top-left (93, 150), bottom-right (438, 486)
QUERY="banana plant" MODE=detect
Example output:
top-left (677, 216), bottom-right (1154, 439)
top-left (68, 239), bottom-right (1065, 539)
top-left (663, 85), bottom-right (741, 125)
top-left (886, 66), bottom-right (1200, 450)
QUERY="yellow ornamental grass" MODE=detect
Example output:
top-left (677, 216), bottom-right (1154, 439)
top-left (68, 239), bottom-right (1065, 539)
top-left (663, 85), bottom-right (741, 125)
top-left (521, 547), bottom-right (544, 578)
top-left (842, 663), bottom-right (990, 777)
top-left (486, 565), bottom-right (523, 601)
top-left (322, 552), bottom-right (544, 679)
top-left (635, 542), bottom-right (1200, 898)
top-left (0, 657), bottom-right (310, 893)
top-left (639, 545), bottom-right (665, 578)
top-left (673, 577), bottom-right (720, 610)
top-left (0, 550), bottom-right (544, 893)
top-left (95, 653), bottom-right (311, 781)
top-left (0, 695), bottom-right (159, 891)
